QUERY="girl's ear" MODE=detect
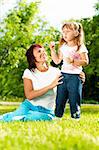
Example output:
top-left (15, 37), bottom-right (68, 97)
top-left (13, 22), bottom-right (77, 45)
top-left (74, 30), bottom-right (79, 37)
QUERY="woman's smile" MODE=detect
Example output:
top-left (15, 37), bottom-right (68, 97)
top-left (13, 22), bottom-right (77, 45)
top-left (33, 47), bottom-right (47, 62)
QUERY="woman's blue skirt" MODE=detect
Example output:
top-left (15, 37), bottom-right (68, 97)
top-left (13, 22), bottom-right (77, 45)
top-left (0, 99), bottom-right (55, 122)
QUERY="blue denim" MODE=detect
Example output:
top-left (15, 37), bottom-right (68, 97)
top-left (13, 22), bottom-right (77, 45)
top-left (0, 99), bottom-right (55, 122)
top-left (55, 73), bottom-right (82, 119)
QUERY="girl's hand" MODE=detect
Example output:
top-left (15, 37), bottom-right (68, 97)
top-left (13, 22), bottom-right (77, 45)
top-left (49, 74), bottom-right (63, 89)
top-left (49, 41), bottom-right (55, 51)
top-left (73, 59), bottom-right (81, 66)
top-left (66, 57), bottom-right (74, 64)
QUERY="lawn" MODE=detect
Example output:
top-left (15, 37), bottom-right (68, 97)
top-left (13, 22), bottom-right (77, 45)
top-left (0, 104), bottom-right (99, 150)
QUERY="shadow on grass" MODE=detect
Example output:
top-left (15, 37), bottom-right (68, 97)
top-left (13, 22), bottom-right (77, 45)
top-left (0, 104), bottom-right (99, 115)
top-left (64, 104), bottom-right (99, 114)
top-left (0, 106), bottom-right (18, 115)
top-left (81, 106), bottom-right (99, 114)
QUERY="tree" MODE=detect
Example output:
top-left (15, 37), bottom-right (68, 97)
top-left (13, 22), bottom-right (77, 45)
top-left (0, 0), bottom-right (60, 98)
top-left (80, 11), bottom-right (99, 101)
top-left (0, 0), bottom-right (42, 97)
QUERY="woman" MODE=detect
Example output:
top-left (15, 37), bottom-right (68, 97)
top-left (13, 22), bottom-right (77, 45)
top-left (0, 44), bottom-right (62, 122)
top-left (0, 44), bottom-right (85, 122)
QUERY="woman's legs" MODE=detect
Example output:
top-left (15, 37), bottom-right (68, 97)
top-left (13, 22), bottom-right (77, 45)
top-left (0, 100), bottom-right (55, 122)
top-left (0, 100), bottom-right (30, 122)
top-left (23, 110), bottom-right (54, 121)
top-left (23, 105), bottom-right (55, 121)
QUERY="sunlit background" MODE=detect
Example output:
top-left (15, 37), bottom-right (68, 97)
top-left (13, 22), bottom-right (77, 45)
top-left (0, 0), bottom-right (98, 29)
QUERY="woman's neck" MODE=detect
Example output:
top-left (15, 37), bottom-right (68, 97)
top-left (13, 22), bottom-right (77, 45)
top-left (36, 62), bottom-right (48, 72)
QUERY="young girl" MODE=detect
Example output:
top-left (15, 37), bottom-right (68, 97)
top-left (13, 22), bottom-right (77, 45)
top-left (50, 22), bottom-right (89, 119)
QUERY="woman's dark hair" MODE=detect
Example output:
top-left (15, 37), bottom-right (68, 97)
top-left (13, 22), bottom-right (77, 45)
top-left (26, 44), bottom-right (42, 70)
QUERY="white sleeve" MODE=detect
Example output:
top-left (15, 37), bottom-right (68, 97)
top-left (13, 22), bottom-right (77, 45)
top-left (22, 69), bottom-right (33, 80)
top-left (52, 67), bottom-right (61, 76)
top-left (56, 68), bottom-right (61, 75)
top-left (79, 44), bottom-right (88, 53)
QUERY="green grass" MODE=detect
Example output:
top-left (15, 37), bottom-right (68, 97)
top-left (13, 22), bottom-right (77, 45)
top-left (0, 104), bottom-right (99, 150)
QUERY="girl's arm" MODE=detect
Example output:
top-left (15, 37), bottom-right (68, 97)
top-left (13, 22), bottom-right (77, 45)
top-left (23, 75), bottom-right (63, 100)
top-left (73, 52), bottom-right (89, 66)
top-left (49, 42), bottom-right (63, 64)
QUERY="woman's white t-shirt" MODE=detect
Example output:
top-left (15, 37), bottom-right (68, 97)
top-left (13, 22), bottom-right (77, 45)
top-left (22, 66), bottom-right (60, 110)
top-left (60, 44), bottom-right (88, 74)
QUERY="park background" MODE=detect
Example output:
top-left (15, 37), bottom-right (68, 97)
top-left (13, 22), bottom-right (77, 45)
top-left (0, 1), bottom-right (99, 150)
top-left (0, 0), bottom-right (99, 103)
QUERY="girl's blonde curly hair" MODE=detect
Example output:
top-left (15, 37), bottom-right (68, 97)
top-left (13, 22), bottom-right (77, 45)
top-left (59, 22), bottom-right (85, 51)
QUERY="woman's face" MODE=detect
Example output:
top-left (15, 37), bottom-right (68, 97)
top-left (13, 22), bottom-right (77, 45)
top-left (62, 26), bottom-right (76, 42)
top-left (33, 47), bottom-right (47, 63)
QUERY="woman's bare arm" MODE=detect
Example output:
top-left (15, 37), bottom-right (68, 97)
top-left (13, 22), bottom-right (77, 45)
top-left (23, 75), bottom-right (63, 100)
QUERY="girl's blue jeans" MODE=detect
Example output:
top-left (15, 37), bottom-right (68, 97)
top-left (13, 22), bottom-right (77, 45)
top-left (55, 73), bottom-right (82, 119)
top-left (0, 99), bottom-right (55, 122)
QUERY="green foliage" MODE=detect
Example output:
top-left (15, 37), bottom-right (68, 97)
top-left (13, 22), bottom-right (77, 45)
top-left (32, 26), bottom-right (60, 62)
top-left (0, 105), bottom-right (99, 150)
top-left (80, 14), bottom-right (99, 100)
top-left (0, 0), bottom-right (40, 68)
top-left (0, 0), bottom-right (60, 98)
top-left (0, 0), bottom-right (98, 101)
top-left (94, 1), bottom-right (99, 15)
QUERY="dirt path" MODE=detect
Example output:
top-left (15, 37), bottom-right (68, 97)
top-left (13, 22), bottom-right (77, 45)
top-left (0, 101), bottom-right (98, 106)
top-left (0, 101), bottom-right (21, 105)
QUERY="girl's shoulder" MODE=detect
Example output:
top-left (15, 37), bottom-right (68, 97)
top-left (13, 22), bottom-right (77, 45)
top-left (79, 44), bottom-right (88, 53)
top-left (49, 66), bottom-right (61, 74)
top-left (60, 43), bottom-right (66, 48)
top-left (59, 43), bottom-right (67, 51)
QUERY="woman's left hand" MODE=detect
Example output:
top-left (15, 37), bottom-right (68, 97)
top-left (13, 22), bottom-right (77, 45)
top-left (79, 72), bottom-right (85, 84)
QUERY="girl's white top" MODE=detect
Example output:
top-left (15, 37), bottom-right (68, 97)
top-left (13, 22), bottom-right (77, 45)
top-left (22, 66), bottom-right (60, 110)
top-left (60, 44), bottom-right (88, 74)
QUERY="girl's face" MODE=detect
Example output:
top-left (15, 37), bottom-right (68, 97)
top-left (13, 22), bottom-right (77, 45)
top-left (62, 26), bottom-right (76, 42)
top-left (33, 47), bottom-right (47, 63)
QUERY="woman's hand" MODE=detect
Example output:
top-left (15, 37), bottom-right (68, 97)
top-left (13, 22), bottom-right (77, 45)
top-left (79, 72), bottom-right (85, 84)
top-left (49, 74), bottom-right (63, 89)
top-left (24, 75), bottom-right (63, 100)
